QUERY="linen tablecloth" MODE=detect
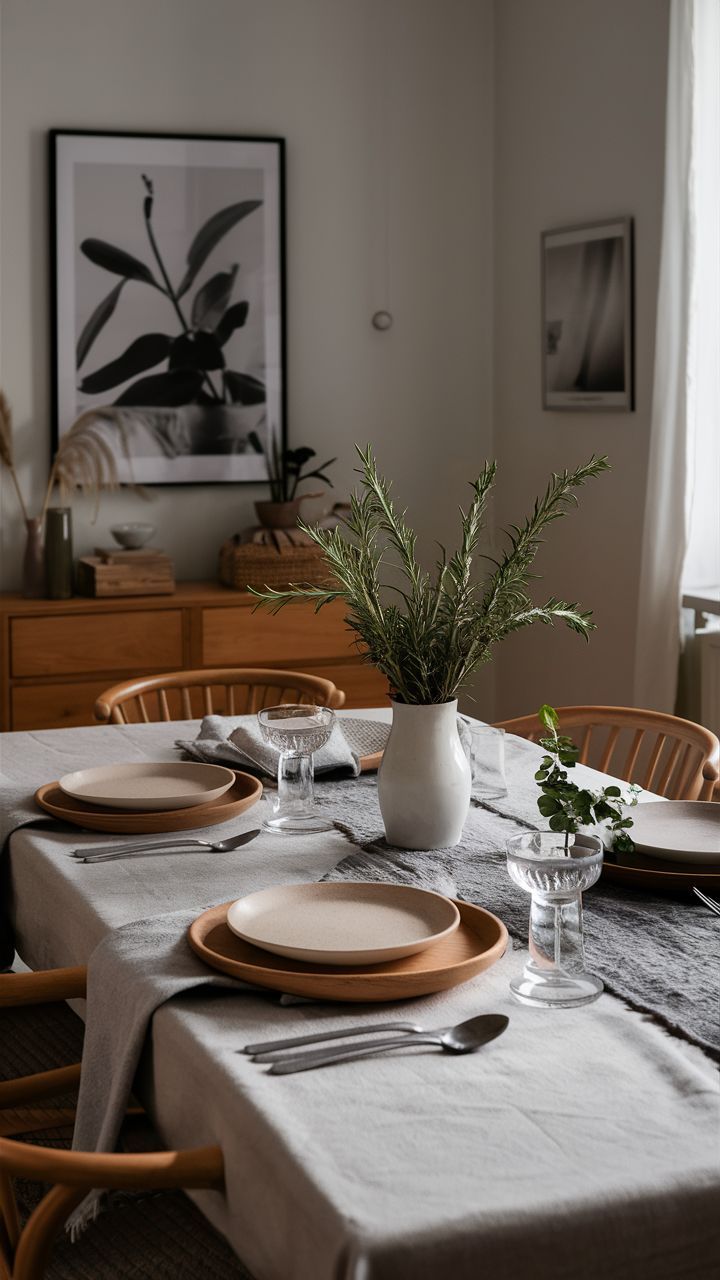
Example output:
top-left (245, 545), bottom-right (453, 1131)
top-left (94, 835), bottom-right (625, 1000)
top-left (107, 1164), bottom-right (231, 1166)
top-left (2, 717), bottom-right (719, 1279)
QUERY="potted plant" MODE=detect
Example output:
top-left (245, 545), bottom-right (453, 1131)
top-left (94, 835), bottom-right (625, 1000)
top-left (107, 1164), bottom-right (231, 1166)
top-left (251, 435), bottom-right (336, 529)
top-left (251, 445), bottom-right (609, 849)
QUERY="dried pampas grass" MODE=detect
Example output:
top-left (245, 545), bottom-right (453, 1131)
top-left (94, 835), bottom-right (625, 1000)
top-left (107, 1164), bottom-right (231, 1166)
top-left (0, 387), bottom-right (144, 528)
top-left (43, 407), bottom-right (138, 521)
top-left (0, 389), bottom-right (30, 521)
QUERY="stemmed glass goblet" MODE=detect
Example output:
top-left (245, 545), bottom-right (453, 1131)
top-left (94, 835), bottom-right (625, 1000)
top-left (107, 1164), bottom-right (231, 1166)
top-left (258, 704), bottom-right (335, 835)
top-left (506, 831), bottom-right (604, 1007)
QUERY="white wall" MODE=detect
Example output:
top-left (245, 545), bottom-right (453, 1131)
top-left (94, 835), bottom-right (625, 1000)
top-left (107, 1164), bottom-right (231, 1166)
top-left (0, 0), bottom-right (495, 597)
top-left (1, 0), bottom-right (673, 720)
top-left (493, 0), bottom-right (670, 718)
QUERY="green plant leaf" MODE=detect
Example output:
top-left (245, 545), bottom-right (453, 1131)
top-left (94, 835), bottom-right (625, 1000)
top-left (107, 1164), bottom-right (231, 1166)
top-left (79, 333), bottom-right (172, 394)
top-left (538, 795), bottom-right (562, 816)
top-left (114, 369), bottom-right (204, 406)
top-left (223, 370), bottom-right (266, 405)
top-left (76, 279), bottom-right (127, 369)
top-left (191, 267), bottom-right (238, 332)
top-left (168, 332), bottom-right (225, 372)
top-left (81, 238), bottom-right (160, 288)
top-left (215, 301), bottom-right (249, 346)
top-left (538, 704), bottom-right (559, 733)
top-left (177, 201), bottom-right (262, 298)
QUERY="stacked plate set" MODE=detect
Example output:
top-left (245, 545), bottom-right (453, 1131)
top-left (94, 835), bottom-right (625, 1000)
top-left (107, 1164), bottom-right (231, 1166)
top-left (35, 762), bottom-right (262, 833)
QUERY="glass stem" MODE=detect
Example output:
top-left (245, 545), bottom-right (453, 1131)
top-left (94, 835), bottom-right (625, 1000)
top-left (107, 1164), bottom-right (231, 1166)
top-left (275, 751), bottom-right (314, 817)
top-left (528, 892), bottom-right (585, 975)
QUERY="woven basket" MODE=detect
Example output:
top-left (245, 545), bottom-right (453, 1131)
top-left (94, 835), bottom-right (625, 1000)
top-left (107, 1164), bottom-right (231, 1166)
top-left (218, 532), bottom-right (336, 593)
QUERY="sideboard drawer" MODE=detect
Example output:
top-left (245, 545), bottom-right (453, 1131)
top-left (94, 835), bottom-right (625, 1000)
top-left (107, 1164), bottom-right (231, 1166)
top-left (11, 680), bottom-right (112, 730)
top-left (11, 610), bottom-right (184, 677)
top-left (202, 601), bottom-right (353, 666)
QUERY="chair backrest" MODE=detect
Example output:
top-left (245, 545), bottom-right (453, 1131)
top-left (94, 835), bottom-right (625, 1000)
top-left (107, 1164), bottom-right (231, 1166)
top-left (494, 705), bottom-right (720, 801)
top-left (94, 667), bottom-right (346, 725)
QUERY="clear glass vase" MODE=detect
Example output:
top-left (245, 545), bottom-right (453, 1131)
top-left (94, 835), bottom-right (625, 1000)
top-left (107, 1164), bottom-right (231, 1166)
top-left (506, 831), bottom-right (604, 1008)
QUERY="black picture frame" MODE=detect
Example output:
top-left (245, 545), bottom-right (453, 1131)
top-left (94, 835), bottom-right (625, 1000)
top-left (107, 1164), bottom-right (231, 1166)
top-left (541, 217), bottom-right (634, 411)
top-left (50, 129), bottom-right (286, 484)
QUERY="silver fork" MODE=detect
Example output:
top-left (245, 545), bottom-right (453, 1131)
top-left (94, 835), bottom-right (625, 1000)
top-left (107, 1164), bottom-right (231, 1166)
top-left (692, 886), bottom-right (720, 916)
top-left (75, 828), bottom-right (261, 863)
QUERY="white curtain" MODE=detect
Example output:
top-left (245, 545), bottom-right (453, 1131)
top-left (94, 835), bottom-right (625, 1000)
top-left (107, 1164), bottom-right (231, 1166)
top-left (634, 0), bottom-right (720, 711)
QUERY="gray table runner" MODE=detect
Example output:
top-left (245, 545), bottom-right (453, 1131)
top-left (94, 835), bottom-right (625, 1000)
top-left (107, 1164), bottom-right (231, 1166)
top-left (312, 735), bottom-right (720, 1060)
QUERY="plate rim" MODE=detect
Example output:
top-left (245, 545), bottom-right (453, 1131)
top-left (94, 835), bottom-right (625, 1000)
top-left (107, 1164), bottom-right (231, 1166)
top-left (225, 881), bottom-right (461, 964)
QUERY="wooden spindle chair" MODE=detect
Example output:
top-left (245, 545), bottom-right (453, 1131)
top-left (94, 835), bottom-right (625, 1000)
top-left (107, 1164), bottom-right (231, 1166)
top-left (94, 667), bottom-right (345, 725)
top-left (0, 972), bottom-right (230, 1280)
top-left (494, 705), bottom-right (720, 800)
top-left (0, 1134), bottom-right (224, 1280)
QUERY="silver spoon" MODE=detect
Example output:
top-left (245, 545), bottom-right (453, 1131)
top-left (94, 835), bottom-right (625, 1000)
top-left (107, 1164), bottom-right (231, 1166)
top-left (78, 828), bottom-right (262, 863)
top-left (266, 1013), bottom-right (509, 1074)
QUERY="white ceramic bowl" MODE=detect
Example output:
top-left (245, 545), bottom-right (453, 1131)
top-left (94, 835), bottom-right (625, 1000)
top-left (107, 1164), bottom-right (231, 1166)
top-left (110, 523), bottom-right (156, 549)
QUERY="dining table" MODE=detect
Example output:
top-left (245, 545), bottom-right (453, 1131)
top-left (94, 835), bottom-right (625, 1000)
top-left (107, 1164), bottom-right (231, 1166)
top-left (1, 709), bottom-right (719, 1280)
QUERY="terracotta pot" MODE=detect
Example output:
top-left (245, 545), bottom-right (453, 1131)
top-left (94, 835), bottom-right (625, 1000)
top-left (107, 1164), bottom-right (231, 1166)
top-left (254, 499), bottom-right (303, 529)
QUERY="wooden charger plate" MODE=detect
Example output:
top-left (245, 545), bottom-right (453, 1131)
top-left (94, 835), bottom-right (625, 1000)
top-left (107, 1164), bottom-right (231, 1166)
top-left (35, 771), bottom-right (262, 834)
top-left (188, 898), bottom-right (508, 1002)
top-left (602, 850), bottom-right (720, 892)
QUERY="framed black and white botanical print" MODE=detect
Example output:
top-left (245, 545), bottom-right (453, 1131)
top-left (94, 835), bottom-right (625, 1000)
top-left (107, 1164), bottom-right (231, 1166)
top-left (50, 130), bottom-right (285, 483)
top-left (541, 217), bottom-right (634, 411)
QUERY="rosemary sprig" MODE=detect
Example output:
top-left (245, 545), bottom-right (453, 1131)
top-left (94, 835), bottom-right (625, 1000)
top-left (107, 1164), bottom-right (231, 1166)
top-left (251, 445), bottom-right (610, 705)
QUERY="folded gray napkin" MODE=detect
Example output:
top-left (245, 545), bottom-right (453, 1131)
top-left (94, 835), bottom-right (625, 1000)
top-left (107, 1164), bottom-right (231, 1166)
top-left (176, 714), bottom-right (390, 779)
top-left (66, 906), bottom-right (308, 1238)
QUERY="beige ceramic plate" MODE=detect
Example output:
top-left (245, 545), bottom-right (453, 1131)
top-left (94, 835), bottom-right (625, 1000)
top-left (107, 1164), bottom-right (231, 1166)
top-left (58, 762), bottom-right (236, 812)
top-left (631, 801), bottom-right (720, 865)
top-left (226, 882), bottom-right (461, 966)
top-left (36, 773), bottom-right (261, 834)
top-left (189, 899), bottom-right (507, 1002)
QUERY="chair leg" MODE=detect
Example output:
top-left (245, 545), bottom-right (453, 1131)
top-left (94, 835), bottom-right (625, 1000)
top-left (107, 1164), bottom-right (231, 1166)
top-left (0, 1109), bottom-right (77, 1139)
top-left (0, 1066), bottom-right (82, 1112)
top-left (0, 1168), bottom-right (20, 1256)
top-left (13, 1184), bottom-right (85, 1280)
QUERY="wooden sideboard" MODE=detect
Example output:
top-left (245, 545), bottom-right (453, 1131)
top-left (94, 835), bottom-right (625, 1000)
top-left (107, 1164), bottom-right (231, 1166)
top-left (0, 582), bottom-right (389, 731)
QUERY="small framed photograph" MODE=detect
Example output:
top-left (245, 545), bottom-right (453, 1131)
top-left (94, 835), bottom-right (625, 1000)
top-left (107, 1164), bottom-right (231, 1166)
top-left (50, 130), bottom-right (286, 484)
top-left (541, 217), bottom-right (633, 411)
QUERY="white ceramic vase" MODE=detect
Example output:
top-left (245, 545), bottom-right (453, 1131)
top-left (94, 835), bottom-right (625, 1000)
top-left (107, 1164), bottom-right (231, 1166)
top-left (378, 699), bottom-right (472, 849)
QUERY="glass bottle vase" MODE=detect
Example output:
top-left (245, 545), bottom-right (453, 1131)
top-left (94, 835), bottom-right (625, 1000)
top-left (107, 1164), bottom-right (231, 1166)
top-left (44, 507), bottom-right (74, 600)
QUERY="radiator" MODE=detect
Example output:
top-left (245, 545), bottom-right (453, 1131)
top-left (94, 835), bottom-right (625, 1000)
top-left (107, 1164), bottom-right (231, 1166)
top-left (699, 627), bottom-right (720, 738)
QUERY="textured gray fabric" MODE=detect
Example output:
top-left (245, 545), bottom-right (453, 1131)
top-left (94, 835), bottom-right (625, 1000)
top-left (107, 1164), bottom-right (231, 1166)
top-left (176, 713), bottom-right (360, 777)
top-left (67, 907), bottom-right (273, 1235)
top-left (0, 772), bottom-right (57, 967)
top-left (312, 735), bottom-right (720, 1060)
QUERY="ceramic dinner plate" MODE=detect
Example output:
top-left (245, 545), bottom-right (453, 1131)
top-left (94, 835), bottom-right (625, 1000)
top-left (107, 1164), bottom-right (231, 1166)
top-left (189, 898), bottom-right (507, 1002)
top-left (226, 882), bottom-right (461, 966)
top-left (630, 801), bottom-right (720, 865)
top-left (58, 762), bottom-right (236, 812)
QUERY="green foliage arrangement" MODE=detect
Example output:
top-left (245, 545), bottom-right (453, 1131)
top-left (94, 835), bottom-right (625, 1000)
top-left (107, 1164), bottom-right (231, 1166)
top-left (535, 704), bottom-right (638, 852)
top-left (251, 445), bottom-right (610, 706)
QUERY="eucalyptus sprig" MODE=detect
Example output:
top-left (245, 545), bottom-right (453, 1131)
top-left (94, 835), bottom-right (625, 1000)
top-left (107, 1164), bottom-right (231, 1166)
top-left (251, 445), bottom-right (610, 705)
top-left (535, 704), bottom-right (638, 853)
